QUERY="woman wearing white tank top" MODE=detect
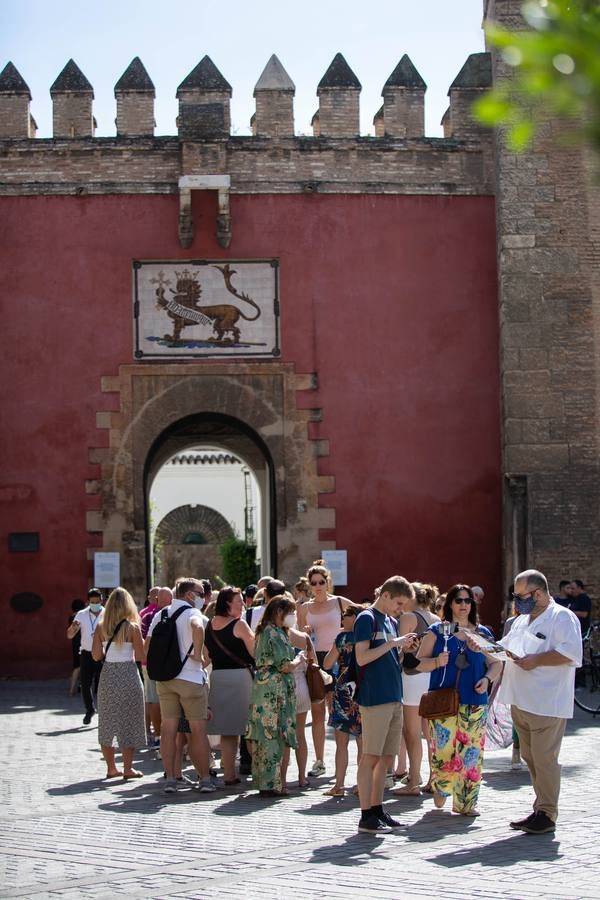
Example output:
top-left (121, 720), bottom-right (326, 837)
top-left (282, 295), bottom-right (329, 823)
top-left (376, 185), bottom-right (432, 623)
top-left (297, 561), bottom-right (350, 777)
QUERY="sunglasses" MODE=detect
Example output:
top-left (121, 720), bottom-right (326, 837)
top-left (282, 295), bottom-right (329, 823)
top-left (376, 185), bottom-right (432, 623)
top-left (453, 598), bottom-right (472, 605)
top-left (310, 580), bottom-right (327, 586)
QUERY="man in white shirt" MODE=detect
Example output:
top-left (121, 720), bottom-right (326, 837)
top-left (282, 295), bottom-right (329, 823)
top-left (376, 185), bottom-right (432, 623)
top-left (66, 588), bottom-right (104, 725)
top-left (499, 568), bottom-right (582, 834)
top-left (145, 578), bottom-right (213, 794)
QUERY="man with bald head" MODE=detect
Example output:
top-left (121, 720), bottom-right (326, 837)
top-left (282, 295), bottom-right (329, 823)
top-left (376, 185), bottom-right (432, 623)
top-left (141, 587), bottom-right (173, 747)
top-left (499, 569), bottom-right (581, 834)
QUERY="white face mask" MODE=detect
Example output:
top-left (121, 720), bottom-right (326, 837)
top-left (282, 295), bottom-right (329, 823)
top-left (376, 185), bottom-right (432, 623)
top-left (283, 613), bottom-right (296, 629)
top-left (193, 593), bottom-right (205, 610)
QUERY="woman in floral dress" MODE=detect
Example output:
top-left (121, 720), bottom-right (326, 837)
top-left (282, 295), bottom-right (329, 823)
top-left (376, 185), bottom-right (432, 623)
top-left (417, 585), bottom-right (502, 816)
top-left (246, 595), bottom-right (306, 797)
top-left (322, 603), bottom-right (364, 796)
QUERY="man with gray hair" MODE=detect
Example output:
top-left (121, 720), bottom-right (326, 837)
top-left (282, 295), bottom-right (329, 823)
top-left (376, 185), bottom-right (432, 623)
top-left (498, 569), bottom-right (582, 834)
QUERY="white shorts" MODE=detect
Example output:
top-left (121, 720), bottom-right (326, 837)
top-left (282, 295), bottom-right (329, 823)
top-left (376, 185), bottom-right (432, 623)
top-left (401, 670), bottom-right (430, 707)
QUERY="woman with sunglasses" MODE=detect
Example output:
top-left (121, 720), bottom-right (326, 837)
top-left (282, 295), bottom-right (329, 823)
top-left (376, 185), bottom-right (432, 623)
top-left (297, 561), bottom-right (350, 777)
top-left (417, 584), bottom-right (502, 816)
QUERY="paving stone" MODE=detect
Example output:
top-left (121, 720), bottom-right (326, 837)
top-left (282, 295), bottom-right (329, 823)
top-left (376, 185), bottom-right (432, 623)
top-left (0, 680), bottom-right (599, 899)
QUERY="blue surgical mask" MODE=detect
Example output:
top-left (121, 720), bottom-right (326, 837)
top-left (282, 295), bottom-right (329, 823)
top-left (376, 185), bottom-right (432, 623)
top-left (515, 593), bottom-right (536, 615)
top-left (89, 603), bottom-right (102, 613)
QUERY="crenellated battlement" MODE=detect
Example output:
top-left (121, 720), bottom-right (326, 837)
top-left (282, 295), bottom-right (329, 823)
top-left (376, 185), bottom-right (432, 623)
top-left (0, 52), bottom-right (491, 143)
top-left (0, 52), bottom-right (495, 202)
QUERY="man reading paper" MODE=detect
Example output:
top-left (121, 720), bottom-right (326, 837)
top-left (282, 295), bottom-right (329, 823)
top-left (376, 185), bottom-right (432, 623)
top-left (498, 569), bottom-right (582, 834)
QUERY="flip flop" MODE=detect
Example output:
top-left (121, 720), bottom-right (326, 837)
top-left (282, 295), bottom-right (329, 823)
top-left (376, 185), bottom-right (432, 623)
top-left (393, 771), bottom-right (408, 782)
top-left (323, 786), bottom-right (345, 797)
top-left (123, 770), bottom-right (143, 779)
top-left (105, 771), bottom-right (123, 779)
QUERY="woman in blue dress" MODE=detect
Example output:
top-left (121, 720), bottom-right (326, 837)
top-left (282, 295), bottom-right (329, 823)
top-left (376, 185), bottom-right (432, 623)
top-left (322, 603), bottom-right (365, 796)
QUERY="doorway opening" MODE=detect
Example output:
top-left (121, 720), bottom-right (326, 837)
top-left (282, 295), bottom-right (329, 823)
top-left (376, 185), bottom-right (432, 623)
top-left (144, 413), bottom-right (276, 589)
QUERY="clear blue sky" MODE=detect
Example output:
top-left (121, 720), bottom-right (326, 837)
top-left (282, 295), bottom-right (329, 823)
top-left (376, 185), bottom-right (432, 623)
top-left (1, 0), bottom-right (485, 138)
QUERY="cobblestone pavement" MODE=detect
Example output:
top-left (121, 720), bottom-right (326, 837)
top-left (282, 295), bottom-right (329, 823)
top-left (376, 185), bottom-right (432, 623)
top-left (1, 680), bottom-right (599, 899)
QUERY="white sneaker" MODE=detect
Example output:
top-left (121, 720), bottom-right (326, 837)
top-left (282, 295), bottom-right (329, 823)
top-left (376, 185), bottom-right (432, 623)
top-left (195, 778), bottom-right (217, 793)
top-left (384, 773), bottom-right (396, 790)
top-left (308, 760), bottom-right (326, 776)
top-left (511, 749), bottom-right (523, 770)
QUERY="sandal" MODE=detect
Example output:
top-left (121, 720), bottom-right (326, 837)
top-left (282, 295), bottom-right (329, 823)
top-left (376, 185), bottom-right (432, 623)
top-left (457, 807), bottom-right (480, 817)
top-left (123, 770), bottom-right (143, 779)
top-left (298, 780), bottom-right (310, 789)
top-left (421, 782), bottom-right (433, 794)
top-left (391, 783), bottom-right (421, 796)
top-left (393, 771), bottom-right (408, 782)
top-left (105, 770), bottom-right (123, 779)
top-left (323, 786), bottom-right (345, 797)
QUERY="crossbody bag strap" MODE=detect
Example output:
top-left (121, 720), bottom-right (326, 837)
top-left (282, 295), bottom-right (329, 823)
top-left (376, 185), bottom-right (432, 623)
top-left (207, 621), bottom-right (254, 673)
top-left (104, 619), bottom-right (127, 658)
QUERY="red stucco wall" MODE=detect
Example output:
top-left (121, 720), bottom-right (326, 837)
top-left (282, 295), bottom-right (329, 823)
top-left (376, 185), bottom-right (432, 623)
top-left (0, 191), bottom-right (501, 675)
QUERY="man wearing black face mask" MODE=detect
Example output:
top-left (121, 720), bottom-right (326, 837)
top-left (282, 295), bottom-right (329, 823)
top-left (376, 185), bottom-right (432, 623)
top-left (498, 569), bottom-right (582, 834)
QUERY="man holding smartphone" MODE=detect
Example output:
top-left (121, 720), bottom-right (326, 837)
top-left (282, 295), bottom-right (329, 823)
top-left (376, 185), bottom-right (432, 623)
top-left (354, 576), bottom-right (418, 834)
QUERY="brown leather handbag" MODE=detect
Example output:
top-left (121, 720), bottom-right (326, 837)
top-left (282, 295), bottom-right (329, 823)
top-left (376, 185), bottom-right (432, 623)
top-left (418, 686), bottom-right (459, 720)
top-left (418, 669), bottom-right (461, 720)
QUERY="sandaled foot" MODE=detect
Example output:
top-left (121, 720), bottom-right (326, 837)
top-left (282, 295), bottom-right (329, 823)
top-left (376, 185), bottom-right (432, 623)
top-left (123, 769), bottom-right (143, 779)
top-left (391, 783), bottom-right (421, 796)
top-left (433, 792), bottom-right (447, 809)
top-left (323, 785), bottom-right (345, 796)
top-left (393, 770), bottom-right (408, 782)
top-left (456, 806), bottom-right (480, 817)
top-left (421, 782), bottom-right (433, 794)
top-left (105, 770), bottom-right (123, 779)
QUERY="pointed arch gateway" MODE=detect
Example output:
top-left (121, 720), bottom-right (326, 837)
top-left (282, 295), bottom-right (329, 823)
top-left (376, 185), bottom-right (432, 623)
top-left (92, 362), bottom-right (336, 601)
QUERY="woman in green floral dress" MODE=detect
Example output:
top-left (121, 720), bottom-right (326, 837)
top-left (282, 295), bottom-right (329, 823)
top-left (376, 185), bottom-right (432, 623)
top-left (246, 596), bottom-right (306, 796)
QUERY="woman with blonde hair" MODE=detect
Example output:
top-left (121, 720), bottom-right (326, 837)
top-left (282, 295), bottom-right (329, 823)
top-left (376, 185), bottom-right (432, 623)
top-left (92, 587), bottom-right (146, 779)
top-left (297, 560), bottom-right (350, 777)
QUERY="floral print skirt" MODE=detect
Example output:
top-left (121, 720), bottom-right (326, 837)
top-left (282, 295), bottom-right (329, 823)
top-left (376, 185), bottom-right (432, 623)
top-left (429, 703), bottom-right (488, 812)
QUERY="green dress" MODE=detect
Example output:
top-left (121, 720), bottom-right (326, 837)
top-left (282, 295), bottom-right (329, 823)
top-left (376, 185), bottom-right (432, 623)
top-left (246, 624), bottom-right (297, 791)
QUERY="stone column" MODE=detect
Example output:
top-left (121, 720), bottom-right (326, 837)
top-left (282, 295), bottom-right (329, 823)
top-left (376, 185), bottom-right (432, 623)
top-left (317, 53), bottom-right (361, 138)
top-left (50, 59), bottom-right (94, 138)
top-left (0, 62), bottom-right (32, 138)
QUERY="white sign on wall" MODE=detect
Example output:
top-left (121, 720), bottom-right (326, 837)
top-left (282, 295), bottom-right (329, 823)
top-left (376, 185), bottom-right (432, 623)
top-left (94, 552), bottom-right (121, 589)
top-left (321, 550), bottom-right (348, 587)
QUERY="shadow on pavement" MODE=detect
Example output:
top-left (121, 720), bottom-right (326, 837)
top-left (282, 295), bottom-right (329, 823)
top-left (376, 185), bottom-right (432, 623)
top-left (430, 833), bottom-right (563, 868)
top-left (309, 834), bottom-right (392, 867)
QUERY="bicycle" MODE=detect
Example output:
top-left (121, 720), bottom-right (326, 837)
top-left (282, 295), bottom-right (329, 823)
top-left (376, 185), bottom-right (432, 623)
top-left (574, 622), bottom-right (600, 716)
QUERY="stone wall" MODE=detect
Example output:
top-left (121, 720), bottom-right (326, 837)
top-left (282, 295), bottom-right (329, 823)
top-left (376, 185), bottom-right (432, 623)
top-left (487, 0), bottom-right (600, 602)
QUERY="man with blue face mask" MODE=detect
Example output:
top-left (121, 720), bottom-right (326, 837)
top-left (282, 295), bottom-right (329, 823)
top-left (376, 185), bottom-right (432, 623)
top-left (498, 569), bottom-right (582, 834)
top-left (66, 588), bottom-right (105, 725)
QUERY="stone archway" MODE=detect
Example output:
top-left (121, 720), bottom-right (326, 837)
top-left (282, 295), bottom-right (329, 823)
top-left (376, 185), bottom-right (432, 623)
top-left (153, 504), bottom-right (234, 588)
top-left (89, 362), bottom-right (337, 601)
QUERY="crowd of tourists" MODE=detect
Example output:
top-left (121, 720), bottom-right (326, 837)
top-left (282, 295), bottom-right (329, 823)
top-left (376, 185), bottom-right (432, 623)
top-left (66, 563), bottom-right (584, 835)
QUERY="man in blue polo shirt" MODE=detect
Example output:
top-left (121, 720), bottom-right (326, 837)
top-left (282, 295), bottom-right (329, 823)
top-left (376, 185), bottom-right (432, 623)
top-left (354, 575), bottom-right (418, 834)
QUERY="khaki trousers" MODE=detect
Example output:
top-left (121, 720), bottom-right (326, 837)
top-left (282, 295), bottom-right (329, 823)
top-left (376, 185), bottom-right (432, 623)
top-left (511, 705), bottom-right (567, 822)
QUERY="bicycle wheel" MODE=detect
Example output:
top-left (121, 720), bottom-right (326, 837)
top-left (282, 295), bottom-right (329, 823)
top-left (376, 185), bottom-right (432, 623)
top-left (574, 657), bottom-right (600, 715)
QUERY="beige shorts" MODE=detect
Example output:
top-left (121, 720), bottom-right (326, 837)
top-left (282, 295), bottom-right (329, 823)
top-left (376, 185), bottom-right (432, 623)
top-left (156, 678), bottom-right (209, 721)
top-left (359, 701), bottom-right (403, 757)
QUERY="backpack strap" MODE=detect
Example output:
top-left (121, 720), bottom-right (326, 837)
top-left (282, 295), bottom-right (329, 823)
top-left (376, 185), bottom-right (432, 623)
top-left (163, 604), bottom-right (196, 666)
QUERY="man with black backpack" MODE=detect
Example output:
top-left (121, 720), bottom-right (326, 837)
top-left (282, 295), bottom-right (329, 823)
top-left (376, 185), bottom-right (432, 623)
top-left (145, 578), bottom-right (213, 794)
